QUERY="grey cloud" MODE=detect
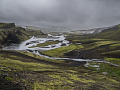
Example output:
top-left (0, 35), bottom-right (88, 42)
top-left (0, 0), bottom-right (120, 30)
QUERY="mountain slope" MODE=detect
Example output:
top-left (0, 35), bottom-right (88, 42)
top-left (0, 23), bottom-right (45, 46)
top-left (90, 25), bottom-right (120, 41)
top-left (66, 24), bottom-right (120, 59)
top-left (70, 26), bottom-right (114, 34)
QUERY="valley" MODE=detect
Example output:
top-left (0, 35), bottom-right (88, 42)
top-left (0, 23), bottom-right (120, 90)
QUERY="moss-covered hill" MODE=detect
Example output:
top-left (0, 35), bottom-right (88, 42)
top-left (0, 22), bottom-right (45, 46)
top-left (90, 24), bottom-right (120, 41)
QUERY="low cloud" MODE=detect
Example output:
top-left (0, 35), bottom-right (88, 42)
top-left (0, 0), bottom-right (120, 30)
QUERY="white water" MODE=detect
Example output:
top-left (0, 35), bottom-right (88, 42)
top-left (18, 35), bottom-right (69, 51)
top-left (3, 34), bottom-right (120, 67)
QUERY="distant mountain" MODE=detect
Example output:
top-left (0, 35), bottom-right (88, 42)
top-left (70, 25), bottom-right (115, 34)
top-left (22, 26), bottom-right (72, 33)
top-left (22, 26), bottom-right (57, 33)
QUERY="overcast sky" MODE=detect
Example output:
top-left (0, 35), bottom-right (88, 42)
top-left (0, 0), bottom-right (120, 30)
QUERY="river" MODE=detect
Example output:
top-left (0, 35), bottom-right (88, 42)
top-left (3, 34), bottom-right (120, 67)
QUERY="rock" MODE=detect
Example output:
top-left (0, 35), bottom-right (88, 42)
top-left (51, 45), bottom-right (56, 48)
top-left (102, 72), bottom-right (108, 75)
top-left (61, 43), bottom-right (66, 46)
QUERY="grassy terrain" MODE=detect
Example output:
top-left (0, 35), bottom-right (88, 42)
top-left (38, 35), bottom-right (120, 80)
top-left (39, 26), bottom-right (120, 81)
top-left (87, 58), bottom-right (120, 80)
top-left (30, 41), bottom-right (59, 48)
top-left (59, 24), bottom-right (120, 84)
top-left (66, 32), bottom-right (120, 58)
top-left (40, 44), bottom-right (83, 58)
top-left (0, 50), bottom-right (120, 90)
top-left (105, 58), bottom-right (120, 65)
top-left (88, 25), bottom-right (120, 41)
top-left (40, 37), bottom-right (120, 59)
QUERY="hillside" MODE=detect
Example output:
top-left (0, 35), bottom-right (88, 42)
top-left (70, 25), bottom-right (115, 35)
top-left (90, 24), bottom-right (120, 41)
top-left (0, 23), bottom-right (45, 46)
top-left (66, 24), bottom-right (120, 59)
top-left (0, 50), bottom-right (120, 90)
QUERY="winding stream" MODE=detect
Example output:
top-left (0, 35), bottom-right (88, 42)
top-left (3, 34), bottom-right (120, 67)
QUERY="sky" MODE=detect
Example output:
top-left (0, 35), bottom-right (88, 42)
top-left (0, 0), bottom-right (120, 30)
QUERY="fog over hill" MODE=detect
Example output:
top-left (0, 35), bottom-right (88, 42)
top-left (70, 25), bottom-right (116, 34)
top-left (0, 0), bottom-right (120, 31)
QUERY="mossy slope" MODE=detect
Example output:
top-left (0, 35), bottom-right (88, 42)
top-left (0, 50), bottom-right (120, 90)
top-left (0, 22), bottom-right (45, 46)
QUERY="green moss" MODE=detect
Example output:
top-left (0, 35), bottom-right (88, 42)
top-left (102, 50), bottom-right (120, 58)
top-left (73, 38), bottom-right (106, 44)
top-left (0, 50), bottom-right (119, 90)
top-left (100, 63), bottom-right (120, 79)
top-left (68, 73), bottom-right (95, 83)
top-left (88, 61), bottom-right (120, 80)
top-left (81, 40), bottom-right (117, 51)
top-left (48, 74), bottom-right (73, 84)
top-left (110, 43), bottom-right (120, 50)
top-left (33, 80), bottom-right (72, 90)
top-left (105, 58), bottom-right (120, 65)
top-left (95, 41), bottom-right (116, 45)
top-left (5, 77), bottom-right (13, 81)
top-left (0, 23), bottom-right (15, 28)
top-left (0, 58), bottom-right (56, 71)
top-left (40, 44), bottom-right (83, 58)
top-left (21, 51), bottom-right (65, 63)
